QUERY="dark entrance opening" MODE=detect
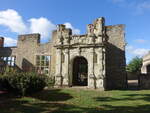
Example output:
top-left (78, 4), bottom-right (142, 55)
top-left (147, 65), bottom-right (150, 74)
top-left (73, 56), bottom-right (88, 86)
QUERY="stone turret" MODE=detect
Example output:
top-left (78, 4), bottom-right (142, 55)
top-left (0, 37), bottom-right (4, 47)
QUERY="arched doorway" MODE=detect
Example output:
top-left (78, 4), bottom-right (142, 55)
top-left (147, 64), bottom-right (150, 74)
top-left (72, 56), bottom-right (88, 86)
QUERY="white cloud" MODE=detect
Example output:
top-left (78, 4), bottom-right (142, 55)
top-left (134, 39), bottom-right (147, 43)
top-left (133, 48), bottom-right (149, 56)
top-left (4, 37), bottom-right (17, 46)
top-left (29, 17), bottom-right (56, 39)
top-left (64, 22), bottom-right (80, 34)
top-left (126, 45), bottom-right (149, 57)
top-left (0, 9), bottom-right (81, 45)
top-left (0, 9), bottom-right (27, 33)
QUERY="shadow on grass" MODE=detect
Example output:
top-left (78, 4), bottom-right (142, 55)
top-left (1, 89), bottom-right (150, 113)
top-left (30, 89), bottom-right (73, 101)
top-left (1, 99), bottom-right (150, 113)
top-left (95, 93), bottom-right (150, 102)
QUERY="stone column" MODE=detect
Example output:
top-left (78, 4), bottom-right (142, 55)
top-left (97, 47), bottom-right (105, 90)
top-left (102, 47), bottom-right (106, 89)
top-left (55, 49), bottom-right (63, 86)
top-left (63, 49), bottom-right (69, 86)
top-left (88, 48), bottom-right (96, 88)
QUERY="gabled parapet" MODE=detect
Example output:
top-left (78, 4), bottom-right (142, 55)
top-left (55, 17), bottom-right (107, 47)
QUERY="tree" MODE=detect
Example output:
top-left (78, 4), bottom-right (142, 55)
top-left (126, 57), bottom-right (142, 73)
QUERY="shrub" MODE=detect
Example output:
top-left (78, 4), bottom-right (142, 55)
top-left (0, 72), bottom-right (51, 96)
top-left (126, 57), bottom-right (142, 73)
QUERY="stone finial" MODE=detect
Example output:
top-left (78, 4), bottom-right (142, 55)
top-left (0, 37), bottom-right (4, 47)
top-left (93, 17), bottom-right (105, 36)
top-left (56, 24), bottom-right (72, 45)
top-left (87, 24), bottom-right (94, 36)
top-left (57, 24), bottom-right (66, 32)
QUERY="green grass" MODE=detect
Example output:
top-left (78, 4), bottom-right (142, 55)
top-left (1, 88), bottom-right (150, 113)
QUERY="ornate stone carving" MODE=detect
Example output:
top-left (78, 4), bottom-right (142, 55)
top-left (77, 47), bottom-right (81, 55)
top-left (53, 17), bottom-right (125, 90)
top-left (87, 24), bottom-right (94, 36)
top-left (97, 74), bottom-right (105, 79)
top-left (89, 74), bottom-right (96, 79)
top-left (56, 24), bottom-right (71, 45)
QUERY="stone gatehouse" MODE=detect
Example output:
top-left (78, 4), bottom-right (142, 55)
top-left (0, 17), bottom-right (127, 90)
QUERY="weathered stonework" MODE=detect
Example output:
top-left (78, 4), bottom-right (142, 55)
top-left (0, 17), bottom-right (126, 90)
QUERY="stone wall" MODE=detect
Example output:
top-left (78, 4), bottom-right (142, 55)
top-left (0, 33), bottom-right (56, 75)
top-left (139, 74), bottom-right (150, 89)
top-left (16, 34), bottom-right (41, 71)
top-left (106, 25), bottom-right (127, 89)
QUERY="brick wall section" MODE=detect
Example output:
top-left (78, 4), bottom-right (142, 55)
top-left (0, 37), bottom-right (4, 47)
top-left (106, 24), bottom-right (127, 89)
top-left (0, 47), bottom-right (17, 57)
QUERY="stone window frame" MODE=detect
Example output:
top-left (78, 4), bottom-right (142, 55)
top-left (35, 54), bottom-right (51, 75)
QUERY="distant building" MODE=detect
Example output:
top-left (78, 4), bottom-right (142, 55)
top-left (141, 53), bottom-right (150, 74)
top-left (139, 53), bottom-right (150, 89)
top-left (0, 17), bottom-right (126, 90)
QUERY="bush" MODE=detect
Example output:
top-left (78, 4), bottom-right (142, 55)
top-left (126, 57), bottom-right (142, 73)
top-left (0, 72), bottom-right (51, 96)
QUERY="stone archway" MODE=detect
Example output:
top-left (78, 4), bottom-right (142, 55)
top-left (72, 56), bottom-right (88, 86)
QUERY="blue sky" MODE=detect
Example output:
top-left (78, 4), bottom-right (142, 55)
top-left (0, 0), bottom-right (150, 63)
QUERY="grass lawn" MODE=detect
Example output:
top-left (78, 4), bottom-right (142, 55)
top-left (0, 88), bottom-right (150, 113)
